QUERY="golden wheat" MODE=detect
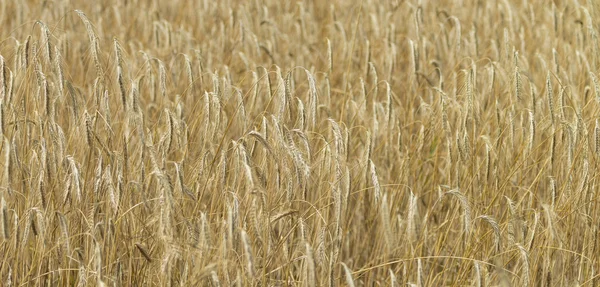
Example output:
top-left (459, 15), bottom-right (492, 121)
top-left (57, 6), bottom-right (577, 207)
top-left (0, 0), bottom-right (599, 285)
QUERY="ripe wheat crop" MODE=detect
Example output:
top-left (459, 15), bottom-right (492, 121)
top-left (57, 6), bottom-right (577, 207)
top-left (0, 0), bottom-right (599, 285)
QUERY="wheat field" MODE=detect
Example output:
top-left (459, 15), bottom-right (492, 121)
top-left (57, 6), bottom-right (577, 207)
top-left (0, 0), bottom-right (598, 286)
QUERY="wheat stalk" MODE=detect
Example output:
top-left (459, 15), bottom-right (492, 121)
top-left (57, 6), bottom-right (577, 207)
top-left (240, 229), bottom-right (254, 279)
top-left (0, 196), bottom-right (7, 240)
top-left (75, 10), bottom-right (103, 78)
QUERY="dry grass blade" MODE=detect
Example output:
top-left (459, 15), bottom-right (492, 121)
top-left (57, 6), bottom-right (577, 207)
top-left (269, 209), bottom-right (297, 224)
top-left (135, 243), bottom-right (152, 263)
top-left (341, 262), bottom-right (355, 287)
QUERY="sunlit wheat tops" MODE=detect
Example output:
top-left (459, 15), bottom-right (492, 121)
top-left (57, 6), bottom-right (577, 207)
top-left (0, 0), bottom-right (599, 286)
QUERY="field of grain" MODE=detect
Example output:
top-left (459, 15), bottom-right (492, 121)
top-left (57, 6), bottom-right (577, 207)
top-left (0, 0), bottom-right (599, 285)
